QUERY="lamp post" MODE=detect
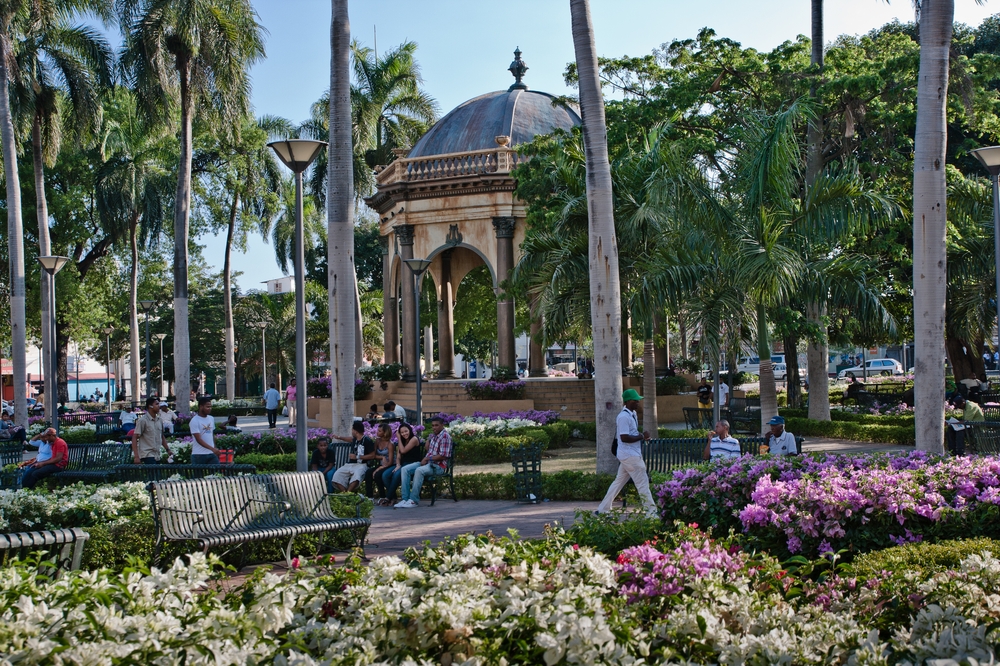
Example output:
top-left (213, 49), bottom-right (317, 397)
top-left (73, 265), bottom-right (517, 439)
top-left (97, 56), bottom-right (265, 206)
top-left (971, 146), bottom-right (1000, 360)
top-left (138, 300), bottom-right (155, 401)
top-left (103, 327), bottom-right (114, 412)
top-left (268, 139), bottom-right (327, 472)
top-left (154, 333), bottom-right (166, 398)
top-left (253, 320), bottom-right (267, 393)
top-left (404, 258), bottom-right (433, 423)
top-left (37, 256), bottom-right (69, 434)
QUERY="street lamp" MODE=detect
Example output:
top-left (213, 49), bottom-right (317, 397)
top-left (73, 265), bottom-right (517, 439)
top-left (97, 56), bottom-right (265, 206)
top-left (404, 258), bottom-right (433, 423)
top-left (972, 146), bottom-right (1000, 358)
top-left (138, 300), bottom-right (155, 401)
top-left (102, 327), bottom-right (114, 412)
top-left (268, 138), bottom-right (327, 472)
top-left (37, 256), bottom-right (70, 434)
top-left (154, 333), bottom-right (167, 398)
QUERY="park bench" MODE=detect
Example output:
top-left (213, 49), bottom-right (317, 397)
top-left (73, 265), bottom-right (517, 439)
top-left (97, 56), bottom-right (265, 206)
top-left (0, 527), bottom-right (89, 571)
top-left (965, 421), bottom-right (1000, 455)
top-left (147, 471), bottom-right (370, 566)
top-left (682, 407), bottom-right (716, 430)
top-left (54, 443), bottom-right (132, 485)
top-left (0, 443), bottom-right (22, 489)
top-left (422, 444), bottom-right (457, 506)
top-left (115, 463), bottom-right (257, 482)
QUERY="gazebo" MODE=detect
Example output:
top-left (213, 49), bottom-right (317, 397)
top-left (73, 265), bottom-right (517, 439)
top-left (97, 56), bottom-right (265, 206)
top-left (365, 49), bottom-right (581, 380)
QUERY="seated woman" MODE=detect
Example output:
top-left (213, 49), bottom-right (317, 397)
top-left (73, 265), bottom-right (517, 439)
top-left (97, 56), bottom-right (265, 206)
top-left (382, 422), bottom-right (421, 505)
top-left (368, 423), bottom-right (396, 504)
top-left (365, 403), bottom-right (380, 421)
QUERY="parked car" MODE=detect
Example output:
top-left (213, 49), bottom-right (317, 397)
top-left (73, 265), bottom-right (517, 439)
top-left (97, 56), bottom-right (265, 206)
top-left (737, 354), bottom-right (785, 375)
top-left (772, 363), bottom-right (788, 380)
top-left (838, 358), bottom-right (904, 379)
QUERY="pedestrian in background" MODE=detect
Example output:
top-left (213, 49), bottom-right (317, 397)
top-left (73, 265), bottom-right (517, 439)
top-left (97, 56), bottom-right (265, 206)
top-left (595, 389), bottom-right (658, 518)
top-left (263, 383), bottom-right (281, 429)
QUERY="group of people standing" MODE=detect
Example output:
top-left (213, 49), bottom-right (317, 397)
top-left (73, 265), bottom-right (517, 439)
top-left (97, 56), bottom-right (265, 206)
top-left (309, 415), bottom-right (452, 508)
top-left (262, 379), bottom-right (297, 429)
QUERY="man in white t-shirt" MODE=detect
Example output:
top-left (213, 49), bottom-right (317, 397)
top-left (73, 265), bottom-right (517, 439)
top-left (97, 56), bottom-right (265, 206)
top-left (596, 389), bottom-right (658, 518)
top-left (702, 420), bottom-right (741, 460)
top-left (189, 397), bottom-right (221, 465)
top-left (159, 402), bottom-right (176, 434)
top-left (764, 415), bottom-right (797, 455)
top-left (719, 381), bottom-right (730, 407)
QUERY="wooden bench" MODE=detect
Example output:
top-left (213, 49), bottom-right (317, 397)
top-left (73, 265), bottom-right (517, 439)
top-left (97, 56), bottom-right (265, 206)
top-left (54, 443), bottom-right (132, 485)
top-left (147, 471), bottom-right (370, 566)
top-left (115, 464), bottom-right (257, 482)
top-left (0, 527), bottom-right (89, 570)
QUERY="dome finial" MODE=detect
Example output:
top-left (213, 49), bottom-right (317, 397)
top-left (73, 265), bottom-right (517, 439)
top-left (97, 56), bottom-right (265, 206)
top-left (508, 47), bottom-right (528, 91)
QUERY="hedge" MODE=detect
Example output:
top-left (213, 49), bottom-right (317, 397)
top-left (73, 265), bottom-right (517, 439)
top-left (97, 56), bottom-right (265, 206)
top-left (782, 416), bottom-right (915, 445)
top-left (780, 408), bottom-right (914, 428)
top-left (237, 452), bottom-right (297, 472)
top-left (850, 537), bottom-right (1000, 581)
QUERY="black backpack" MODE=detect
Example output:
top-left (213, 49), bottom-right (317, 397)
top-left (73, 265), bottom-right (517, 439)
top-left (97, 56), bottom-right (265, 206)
top-left (611, 436), bottom-right (618, 457)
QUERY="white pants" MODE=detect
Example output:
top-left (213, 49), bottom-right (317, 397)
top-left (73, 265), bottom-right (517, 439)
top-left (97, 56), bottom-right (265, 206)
top-left (597, 455), bottom-right (658, 517)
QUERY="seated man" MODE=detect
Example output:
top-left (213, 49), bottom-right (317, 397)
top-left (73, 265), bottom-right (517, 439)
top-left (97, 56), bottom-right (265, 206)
top-left (331, 422), bottom-right (375, 493)
top-left (310, 436), bottom-right (337, 492)
top-left (119, 407), bottom-right (137, 435)
top-left (159, 402), bottom-right (176, 435)
top-left (19, 428), bottom-right (68, 489)
top-left (702, 419), bottom-right (741, 460)
top-left (948, 395), bottom-right (984, 455)
top-left (763, 415), bottom-right (797, 455)
top-left (396, 416), bottom-right (452, 508)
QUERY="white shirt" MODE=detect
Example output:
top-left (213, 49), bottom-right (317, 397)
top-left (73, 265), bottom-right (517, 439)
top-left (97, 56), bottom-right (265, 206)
top-left (769, 430), bottom-right (797, 455)
top-left (394, 404), bottom-right (406, 419)
top-left (616, 408), bottom-right (642, 460)
top-left (159, 408), bottom-right (176, 425)
top-left (189, 414), bottom-right (216, 455)
top-left (720, 382), bottom-right (730, 405)
top-left (119, 410), bottom-right (136, 425)
top-left (709, 435), bottom-right (741, 459)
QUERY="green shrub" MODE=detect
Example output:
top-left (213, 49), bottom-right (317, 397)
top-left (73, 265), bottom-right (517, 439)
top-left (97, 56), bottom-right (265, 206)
top-left (359, 362), bottom-right (404, 383)
top-left (453, 434), bottom-right (537, 464)
top-left (568, 509), bottom-right (662, 556)
top-left (783, 416), bottom-right (915, 445)
top-left (451, 470), bottom-right (632, 502)
top-left (780, 408), bottom-right (914, 427)
top-left (850, 537), bottom-right (1000, 581)
top-left (507, 427), bottom-right (551, 448)
top-left (542, 421), bottom-right (571, 448)
top-left (656, 376), bottom-right (688, 395)
top-left (564, 420), bottom-right (596, 441)
top-left (236, 452), bottom-right (297, 472)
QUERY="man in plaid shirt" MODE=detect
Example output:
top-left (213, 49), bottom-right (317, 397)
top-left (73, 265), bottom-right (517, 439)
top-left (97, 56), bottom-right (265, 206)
top-left (396, 415), bottom-right (452, 508)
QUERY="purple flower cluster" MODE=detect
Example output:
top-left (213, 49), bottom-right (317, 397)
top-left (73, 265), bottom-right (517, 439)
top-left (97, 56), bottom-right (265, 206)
top-left (463, 379), bottom-right (527, 400)
top-left (309, 376), bottom-right (333, 398)
top-left (615, 536), bottom-right (744, 603)
top-left (658, 452), bottom-right (1000, 557)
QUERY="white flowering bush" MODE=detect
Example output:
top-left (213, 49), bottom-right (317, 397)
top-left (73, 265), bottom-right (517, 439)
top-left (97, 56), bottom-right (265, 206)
top-left (2, 529), bottom-right (1000, 664)
top-left (0, 482), bottom-right (148, 532)
top-left (446, 416), bottom-right (539, 438)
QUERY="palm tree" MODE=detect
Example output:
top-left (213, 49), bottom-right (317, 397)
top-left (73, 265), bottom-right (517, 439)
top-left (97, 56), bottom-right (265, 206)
top-left (118, 0), bottom-right (264, 406)
top-left (911, 0), bottom-right (953, 453)
top-left (95, 89), bottom-right (174, 403)
top-left (328, 0), bottom-right (356, 437)
top-left (202, 115), bottom-right (288, 400)
top-left (570, 0), bottom-right (624, 475)
top-left (13, 18), bottom-right (112, 409)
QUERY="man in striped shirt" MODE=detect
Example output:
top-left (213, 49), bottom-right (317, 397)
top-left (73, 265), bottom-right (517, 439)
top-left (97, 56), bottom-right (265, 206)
top-left (702, 420), bottom-right (741, 460)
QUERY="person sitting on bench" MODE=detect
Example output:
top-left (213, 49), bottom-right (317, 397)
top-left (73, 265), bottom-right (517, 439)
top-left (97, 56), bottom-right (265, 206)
top-left (702, 420), bottom-right (740, 460)
top-left (331, 422), bottom-right (376, 493)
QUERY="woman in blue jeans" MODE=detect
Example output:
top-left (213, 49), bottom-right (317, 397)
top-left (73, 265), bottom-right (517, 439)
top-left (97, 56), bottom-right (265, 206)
top-left (383, 423), bottom-right (421, 504)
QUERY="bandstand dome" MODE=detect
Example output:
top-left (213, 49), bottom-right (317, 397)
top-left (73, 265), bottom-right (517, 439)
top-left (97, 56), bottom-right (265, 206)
top-left (408, 86), bottom-right (580, 158)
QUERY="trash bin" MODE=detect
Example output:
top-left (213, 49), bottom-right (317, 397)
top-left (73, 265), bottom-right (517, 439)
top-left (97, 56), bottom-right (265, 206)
top-left (510, 443), bottom-right (542, 504)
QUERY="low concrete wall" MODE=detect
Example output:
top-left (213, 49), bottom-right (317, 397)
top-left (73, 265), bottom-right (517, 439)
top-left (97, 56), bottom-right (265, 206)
top-left (655, 394), bottom-right (700, 423)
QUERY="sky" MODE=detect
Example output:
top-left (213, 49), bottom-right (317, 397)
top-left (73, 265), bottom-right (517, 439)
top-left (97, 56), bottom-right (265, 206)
top-left (209, 0), bottom-right (1000, 291)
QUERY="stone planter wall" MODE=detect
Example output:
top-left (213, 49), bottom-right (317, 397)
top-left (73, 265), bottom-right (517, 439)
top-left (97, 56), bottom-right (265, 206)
top-left (654, 394), bottom-right (701, 423)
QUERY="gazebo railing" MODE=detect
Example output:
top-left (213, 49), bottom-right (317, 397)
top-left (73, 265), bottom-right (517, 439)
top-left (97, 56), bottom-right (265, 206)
top-left (376, 147), bottom-right (521, 185)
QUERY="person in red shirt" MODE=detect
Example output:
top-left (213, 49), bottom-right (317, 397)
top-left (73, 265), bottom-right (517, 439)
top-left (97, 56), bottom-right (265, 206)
top-left (20, 428), bottom-right (68, 489)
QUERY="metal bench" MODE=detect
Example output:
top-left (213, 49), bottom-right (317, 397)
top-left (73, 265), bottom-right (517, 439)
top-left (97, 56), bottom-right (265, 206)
top-left (511, 443), bottom-right (542, 504)
top-left (54, 443), bottom-right (132, 485)
top-left (0, 442), bottom-right (23, 488)
top-left (422, 445), bottom-right (457, 506)
top-left (682, 407), bottom-right (716, 430)
top-left (965, 422), bottom-right (1000, 455)
top-left (147, 471), bottom-right (370, 566)
top-left (115, 463), bottom-right (258, 482)
top-left (0, 527), bottom-right (89, 570)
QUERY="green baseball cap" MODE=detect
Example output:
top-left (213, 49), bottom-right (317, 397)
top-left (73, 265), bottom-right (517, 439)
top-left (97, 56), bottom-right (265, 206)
top-left (622, 388), bottom-right (642, 402)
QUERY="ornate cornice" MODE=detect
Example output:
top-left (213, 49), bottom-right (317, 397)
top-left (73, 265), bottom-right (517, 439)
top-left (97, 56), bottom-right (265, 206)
top-left (492, 216), bottom-right (516, 239)
top-left (395, 224), bottom-right (415, 246)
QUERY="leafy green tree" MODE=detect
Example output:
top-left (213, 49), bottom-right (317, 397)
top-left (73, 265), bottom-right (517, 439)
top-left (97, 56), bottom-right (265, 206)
top-left (118, 0), bottom-right (265, 403)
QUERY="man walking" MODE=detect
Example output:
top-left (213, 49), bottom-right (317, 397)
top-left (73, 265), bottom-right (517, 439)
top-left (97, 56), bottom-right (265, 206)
top-left (596, 389), bottom-right (658, 518)
top-left (396, 415), bottom-right (452, 508)
top-left (132, 396), bottom-right (173, 464)
top-left (263, 383), bottom-right (281, 429)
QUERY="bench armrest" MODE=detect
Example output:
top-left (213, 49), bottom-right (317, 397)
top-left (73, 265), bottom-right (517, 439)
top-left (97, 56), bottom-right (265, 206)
top-left (158, 507), bottom-right (205, 540)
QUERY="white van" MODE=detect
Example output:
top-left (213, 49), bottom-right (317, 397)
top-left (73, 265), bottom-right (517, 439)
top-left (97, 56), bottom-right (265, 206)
top-left (737, 355), bottom-right (785, 375)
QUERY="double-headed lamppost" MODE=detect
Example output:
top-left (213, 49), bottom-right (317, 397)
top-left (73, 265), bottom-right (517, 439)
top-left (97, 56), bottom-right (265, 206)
top-left (103, 327), bottom-right (114, 411)
top-left (404, 258), bottom-right (432, 422)
top-left (37, 256), bottom-right (70, 434)
top-left (154, 333), bottom-right (167, 398)
top-left (268, 139), bottom-right (327, 471)
top-left (971, 146), bottom-right (1000, 354)
top-left (138, 300), bottom-right (155, 400)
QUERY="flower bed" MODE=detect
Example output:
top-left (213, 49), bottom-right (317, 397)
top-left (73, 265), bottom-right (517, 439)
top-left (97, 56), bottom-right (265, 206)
top-left (658, 451), bottom-right (1000, 558)
top-left (464, 378), bottom-right (526, 400)
top-left (4, 528), bottom-right (1000, 664)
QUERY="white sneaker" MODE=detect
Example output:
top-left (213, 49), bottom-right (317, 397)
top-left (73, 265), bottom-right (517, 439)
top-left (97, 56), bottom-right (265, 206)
top-left (395, 499), bottom-right (415, 508)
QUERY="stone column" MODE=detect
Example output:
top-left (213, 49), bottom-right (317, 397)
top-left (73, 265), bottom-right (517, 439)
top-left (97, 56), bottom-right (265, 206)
top-left (436, 250), bottom-right (456, 378)
top-left (528, 296), bottom-right (546, 377)
top-left (653, 312), bottom-right (668, 375)
top-left (381, 236), bottom-right (399, 365)
top-left (493, 216), bottom-right (517, 373)
top-left (397, 225), bottom-right (417, 381)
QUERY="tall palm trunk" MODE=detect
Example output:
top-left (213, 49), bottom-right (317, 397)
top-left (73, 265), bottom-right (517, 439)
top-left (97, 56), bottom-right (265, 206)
top-left (173, 56), bottom-right (193, 407)
top-left (570, 0), bottom-right (624, 475)
top-left (0, 34), bottom-right (27, 426)
top-left (129, 215), bottom-right (140, 403)
top-left (223, 194), bottom-right (239, 401)
top-left (329, 0), bottom-right (357, 436)
top-left (642, 335), bottom-right (657, 435)
top-left (32, 116), bottom-right (54, 407)
top-left (806, 0), bottom-right (832, 420)
top-left (912, 0), bottom-right (952, 453)
top-left (756, 303), bottom-right (779, 431)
